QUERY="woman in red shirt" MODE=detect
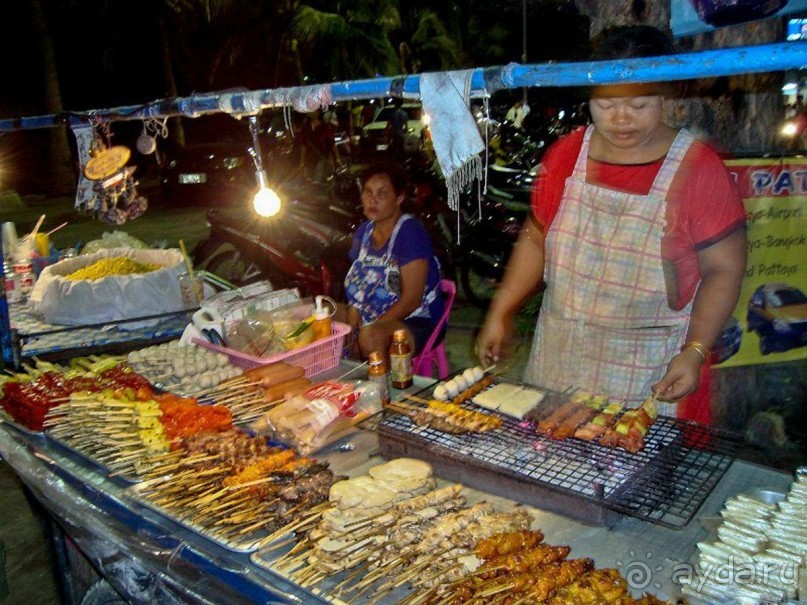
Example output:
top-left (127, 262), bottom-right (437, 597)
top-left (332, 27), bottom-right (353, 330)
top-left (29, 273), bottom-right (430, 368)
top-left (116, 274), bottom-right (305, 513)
top-left (476, 26), bottom-right (746, 422)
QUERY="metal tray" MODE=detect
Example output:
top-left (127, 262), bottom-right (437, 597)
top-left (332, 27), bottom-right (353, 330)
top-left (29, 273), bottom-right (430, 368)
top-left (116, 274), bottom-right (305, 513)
top-left (125, 480), bottom-right (264, 553)
top-left (250, 551), bottom-right (355, 605)
top-left (379, 381), bottom-right (742, 528)
top-left (44, 431), bottom-right (142, 484)
top-left (0, 412), bottom-right (45, 437)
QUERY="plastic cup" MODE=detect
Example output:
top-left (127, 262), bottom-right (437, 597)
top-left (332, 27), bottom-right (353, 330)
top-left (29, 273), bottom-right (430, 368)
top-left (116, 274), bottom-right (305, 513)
top-left (35, 233), bottom-right (49, 257)
top-left (13, 239), bottom-right (34, 262)
top-left (179, 273), bottom-right (204, 307)
top-left (1, 222), bottom-right (18, 258)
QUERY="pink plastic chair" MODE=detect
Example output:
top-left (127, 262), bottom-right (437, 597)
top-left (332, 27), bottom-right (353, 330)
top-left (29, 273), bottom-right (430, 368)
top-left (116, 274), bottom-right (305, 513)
top-left (412, 279), bottom-right (456, 379)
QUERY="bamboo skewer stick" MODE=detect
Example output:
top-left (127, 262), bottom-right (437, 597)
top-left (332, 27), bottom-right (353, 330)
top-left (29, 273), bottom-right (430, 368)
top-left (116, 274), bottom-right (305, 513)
top-left (410, 562), bottom-right (462, 589)
top-left (403, 394), bottom-right (431, 405)
top-left (468, 580), bottom-right (514, 599)
top-left (331, 559), bottom-right (375, 593)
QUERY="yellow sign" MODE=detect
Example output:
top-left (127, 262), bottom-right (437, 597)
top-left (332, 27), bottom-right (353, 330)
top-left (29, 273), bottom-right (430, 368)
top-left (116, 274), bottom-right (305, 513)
top-left (83, 145), bottom-right (131, 180)
top-left (715, 158), bottom-right (807, 368)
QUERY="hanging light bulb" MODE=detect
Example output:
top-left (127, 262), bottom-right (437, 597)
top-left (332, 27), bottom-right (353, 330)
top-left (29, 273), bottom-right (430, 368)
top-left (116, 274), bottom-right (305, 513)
top-left (253, 170), bottom-right (281, 217)
top-left (247, 114), bottom-right (282, 218)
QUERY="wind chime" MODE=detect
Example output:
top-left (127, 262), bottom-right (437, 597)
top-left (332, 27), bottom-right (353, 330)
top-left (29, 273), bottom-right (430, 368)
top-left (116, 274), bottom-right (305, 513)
top-left (79, 119), bottom-right (148, 225)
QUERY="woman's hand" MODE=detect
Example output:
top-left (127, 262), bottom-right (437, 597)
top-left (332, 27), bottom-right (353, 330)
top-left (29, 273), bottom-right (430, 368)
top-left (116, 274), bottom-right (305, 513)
top-left (476, 215), bottom-right (545, 367)
top-left (652, 348), bottom-right (704, 401)
top-left (476, 312), bottom-right (513, 367)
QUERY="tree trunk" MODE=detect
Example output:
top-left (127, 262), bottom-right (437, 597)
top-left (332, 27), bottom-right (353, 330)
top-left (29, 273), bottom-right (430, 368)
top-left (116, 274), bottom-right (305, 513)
top-left (28, 0), bottom-right (75, 195)
top-left (157, 9), bottom-right (185, 149)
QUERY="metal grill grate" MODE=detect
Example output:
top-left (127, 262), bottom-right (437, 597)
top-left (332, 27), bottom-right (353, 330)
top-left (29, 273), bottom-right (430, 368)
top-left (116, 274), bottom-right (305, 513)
top-left (377, 388), bottom-right (741, 529)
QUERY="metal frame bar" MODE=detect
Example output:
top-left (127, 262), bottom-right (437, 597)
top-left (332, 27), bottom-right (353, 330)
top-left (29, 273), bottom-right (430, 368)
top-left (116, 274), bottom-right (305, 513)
top-left (1, 42), bottom-right (806, 131)
top-left (3, 41), bottom-right (807, 365)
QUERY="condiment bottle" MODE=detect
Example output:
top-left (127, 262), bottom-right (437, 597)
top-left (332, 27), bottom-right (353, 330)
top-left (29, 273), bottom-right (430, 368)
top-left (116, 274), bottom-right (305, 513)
top-left (389, 329), bottom-right (413, 389)
top-left (367, 351), bottom-right (390, 405)
top-left (312, 295), bottom-right (332, 341)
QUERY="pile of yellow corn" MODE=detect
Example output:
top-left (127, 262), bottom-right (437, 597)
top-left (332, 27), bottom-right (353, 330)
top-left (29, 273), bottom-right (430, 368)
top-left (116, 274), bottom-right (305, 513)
top-left (65, 257), bottom-right (162, 281)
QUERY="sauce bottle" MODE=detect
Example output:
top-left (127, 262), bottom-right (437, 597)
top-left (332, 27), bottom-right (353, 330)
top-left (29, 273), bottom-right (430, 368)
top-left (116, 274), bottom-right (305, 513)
top-left (312, 295), bottom-right (333, 341)
top-left (367, 351), bottom-right (390, 405)
top-left (389, 329), bottom-right (413, 390)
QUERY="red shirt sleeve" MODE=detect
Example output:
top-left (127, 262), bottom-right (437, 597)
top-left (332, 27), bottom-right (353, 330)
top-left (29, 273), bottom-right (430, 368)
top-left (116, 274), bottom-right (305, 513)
top-left (670, 140), bottom-right (746, 250)
top-left (663, 140), bottom-right (746, 307)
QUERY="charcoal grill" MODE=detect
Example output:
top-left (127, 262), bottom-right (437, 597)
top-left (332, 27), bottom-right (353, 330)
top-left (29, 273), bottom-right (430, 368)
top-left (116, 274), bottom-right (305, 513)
top-left (377, 387), bottom-right (742, 529)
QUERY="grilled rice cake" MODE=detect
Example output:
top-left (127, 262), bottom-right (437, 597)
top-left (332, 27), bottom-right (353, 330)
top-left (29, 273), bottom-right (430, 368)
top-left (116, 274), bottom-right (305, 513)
top-left (473, 383), bottom-right (545, 417)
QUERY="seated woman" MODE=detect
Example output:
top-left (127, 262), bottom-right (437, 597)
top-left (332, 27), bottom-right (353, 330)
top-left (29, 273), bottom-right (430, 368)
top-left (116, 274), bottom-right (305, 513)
top-left (340, 162), bottom-right (444, 358)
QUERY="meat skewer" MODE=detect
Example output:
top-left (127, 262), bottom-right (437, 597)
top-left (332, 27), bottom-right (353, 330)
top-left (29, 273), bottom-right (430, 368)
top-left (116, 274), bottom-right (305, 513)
top-left (573, 401), bottom-right (624, 441)
top-left (537, 392), bottom-right (606, 439)
top-left (549, 396), bottom-right (609, 440)
top-left (390, 399), bottom-right (502, 434)
top-left (385, 402), bottom-right (471, 434)
top-left (598, 397), bottom-right (657, 453)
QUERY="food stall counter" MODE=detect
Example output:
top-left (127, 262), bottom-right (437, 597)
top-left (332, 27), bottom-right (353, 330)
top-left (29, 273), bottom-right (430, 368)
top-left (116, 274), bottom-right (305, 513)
top-left (0, 406), bottom-right (792, 604)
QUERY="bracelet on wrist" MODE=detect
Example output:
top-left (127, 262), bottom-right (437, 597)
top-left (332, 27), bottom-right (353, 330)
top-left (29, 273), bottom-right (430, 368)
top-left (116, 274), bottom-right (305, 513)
top-left (681, 340), bottom-right (709, 362)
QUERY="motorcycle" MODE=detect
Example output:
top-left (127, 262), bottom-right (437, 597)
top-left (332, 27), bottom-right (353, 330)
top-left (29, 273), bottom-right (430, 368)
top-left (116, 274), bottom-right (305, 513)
top-left (193, 162), bottom-right (457, 299)
top-left (457, 163), bottom-right (533, 308)
top-left (192, 170), bottom-right (359, 298)
top-left (456, 104), bottom-right (589, 307)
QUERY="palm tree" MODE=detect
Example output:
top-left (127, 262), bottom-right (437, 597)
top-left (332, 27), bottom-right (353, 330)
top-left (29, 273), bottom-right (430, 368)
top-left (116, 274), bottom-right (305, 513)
top-left (291, 0), bottom-right (401, 81)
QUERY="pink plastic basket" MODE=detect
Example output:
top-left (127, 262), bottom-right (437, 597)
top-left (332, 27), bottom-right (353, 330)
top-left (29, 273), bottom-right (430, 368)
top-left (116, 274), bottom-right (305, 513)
top-left (194, 321), bottom-right (351, 377)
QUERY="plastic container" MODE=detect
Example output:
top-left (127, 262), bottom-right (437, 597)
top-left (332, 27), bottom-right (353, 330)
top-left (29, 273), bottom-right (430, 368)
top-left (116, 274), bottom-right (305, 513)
top-left (368, 351), bottom-right (390, 405)
top-left (193, 321), bottom-right (351, 377)
top-left (311, 295), bottom-right (333, 342)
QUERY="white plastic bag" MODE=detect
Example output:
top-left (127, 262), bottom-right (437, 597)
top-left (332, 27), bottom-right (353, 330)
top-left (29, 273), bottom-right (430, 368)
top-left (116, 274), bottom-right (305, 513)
top-left (30, 247), bottom-right (186, 325)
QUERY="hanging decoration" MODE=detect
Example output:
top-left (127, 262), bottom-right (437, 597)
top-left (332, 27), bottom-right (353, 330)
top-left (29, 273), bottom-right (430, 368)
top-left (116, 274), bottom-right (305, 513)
top-left (70, 119), bottom-right (148, 225)
top-left (136, 117), bottom-right (169, 156)
top-left (70, 122), bottom-right (97, 213)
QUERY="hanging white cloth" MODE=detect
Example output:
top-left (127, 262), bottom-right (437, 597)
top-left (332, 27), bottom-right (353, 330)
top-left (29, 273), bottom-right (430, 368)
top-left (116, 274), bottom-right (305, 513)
top-left (420, 70), bottom-right (484, 211)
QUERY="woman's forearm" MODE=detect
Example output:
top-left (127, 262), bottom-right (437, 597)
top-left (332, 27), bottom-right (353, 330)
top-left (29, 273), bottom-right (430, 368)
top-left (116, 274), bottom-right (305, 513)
top-left (686, 229), bottom-right (747, 351)
top-left (487, 216), bottom-right (546, 322)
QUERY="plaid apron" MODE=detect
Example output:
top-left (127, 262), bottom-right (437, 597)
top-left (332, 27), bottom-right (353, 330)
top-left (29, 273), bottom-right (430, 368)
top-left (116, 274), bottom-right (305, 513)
top-left (525, 126), bottom-right (695, 413)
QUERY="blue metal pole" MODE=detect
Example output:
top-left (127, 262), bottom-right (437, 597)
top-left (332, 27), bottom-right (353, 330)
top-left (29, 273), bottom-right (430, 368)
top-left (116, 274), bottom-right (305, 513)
top-left (1, 42), bottom-right (806, 132)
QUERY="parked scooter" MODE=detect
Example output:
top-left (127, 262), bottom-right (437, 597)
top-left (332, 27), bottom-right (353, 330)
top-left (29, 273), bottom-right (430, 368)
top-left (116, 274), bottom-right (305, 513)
top-left (192, 172), bottom-right (359, 298)
top-left (457, 163), bottom-right (533, 308)
top-left (193, 162), bottom-right (456, 299)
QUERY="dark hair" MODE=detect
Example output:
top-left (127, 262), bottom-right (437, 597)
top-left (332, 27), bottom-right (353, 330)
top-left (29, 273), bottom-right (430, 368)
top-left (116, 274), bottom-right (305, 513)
top-left (591, 25), bottom-right (675, 61)
top-left (360, 162), bottom-right (409, 195)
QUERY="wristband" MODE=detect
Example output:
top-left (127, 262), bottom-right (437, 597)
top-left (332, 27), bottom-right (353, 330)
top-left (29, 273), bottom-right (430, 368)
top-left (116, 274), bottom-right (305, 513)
top-left (681, 340), bottom-right (709, 361)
